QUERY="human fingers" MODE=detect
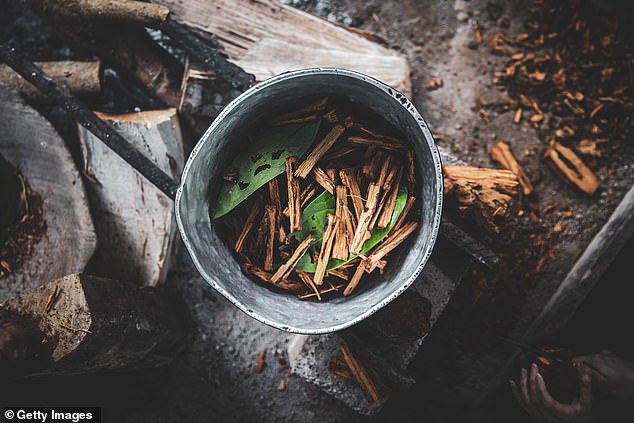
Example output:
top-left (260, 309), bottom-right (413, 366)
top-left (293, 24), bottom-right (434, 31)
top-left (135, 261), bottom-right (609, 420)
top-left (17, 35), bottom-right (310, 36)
top-left (535, 371), bottom-right (571, 418)
top-left (519, 367), bottom-right (532, 405)
top-left (576, 363), bottom-right (593, 408)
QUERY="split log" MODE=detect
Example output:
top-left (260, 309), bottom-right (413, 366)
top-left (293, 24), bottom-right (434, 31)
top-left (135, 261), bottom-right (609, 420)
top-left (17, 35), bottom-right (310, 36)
top-left (154, 0), bottom-right (411, 96)
top-left (0, 273), bottom-right (194, 375)
top-left (0, 61), bottom-right (101, 98)
top-left (543, 140), bottom-right (600, 196)
top-left (0, 88), bottom-right (96, 303)
top-left (26, 0), bottom-right (170, 27)
top-left (78, 109), bottom-right (184, 287)
top-left (443, 165), bottom-right (520, 233)
top-left (490, 140), bottom-right (534, 196)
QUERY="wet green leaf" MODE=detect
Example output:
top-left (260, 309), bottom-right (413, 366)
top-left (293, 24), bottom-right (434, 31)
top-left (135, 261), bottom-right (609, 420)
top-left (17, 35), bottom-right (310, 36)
top-left (213, 121), bottom-right (321, 219)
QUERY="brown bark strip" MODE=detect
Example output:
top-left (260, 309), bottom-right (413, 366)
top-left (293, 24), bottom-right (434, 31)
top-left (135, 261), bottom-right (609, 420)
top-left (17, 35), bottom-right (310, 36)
top-left (271, 234), bottom-right (315, 283)
top-left (286, 156), bottom-right (302, 232)
top-left (340, 342), bottom-right (380, 403)
top-left (369, 165), bottom-right (399, 231)
top-left (264, 205), bottom-right (278, 272)
top-left (327, 268), bottom-right (349, 281)
top-left (376, 155), bottom-right (393, 187)
top-left (355, 125), bottom-right (402, 145)
top-left (377, 167), bottom-right (403, 229)
top-left (273, 115), bottom-right (318, 126)
top-left (300, 183), bottom-right (318, 208)
top-left (343, 260), bottom-right (366, 297)
top-left (273, 96), bottom-right (329, 124)
top-left (364, 221), bottom-right (418, 273)
top-left (363, 146), bottom-right (383, 181)
top-left (0, 60), bottom-right (101, 97)
top-left (297, 283), bottom-right (345, 300)
top-left (314, 214), bottom-right (339, 286)
top-left (407, 150), bottom-right (416, 194)
top-left (295, 118), bottom-right (352, 179)
top-left (347, 136), bottom-right (404, 151)
top-left (543, 140), bottom-right (600, 196)
top-left (27, 0), bottom-right (170, 27)
top-left (490, 140), bottom-right (534, 196)
top-left (392, 195), bottom-right (416, 233)
top-left (296, 270), bottom-right (321, 301)
top-left (234, 203), bottom-right (260, 254)
top-left (268, 179), bottom-right (281, 207)
top-left (323, 146), bottom-right (357, 162)
top-left (333, 185), bottom-right (351, 261)
top-left (312, 167), bottom-right (335, 194)
top-left (340, 168), bottom-right (364, 223)
top-left (349, 183), bottom-right (381, 254)
top-left (244, 263), bottom-right (304, 293)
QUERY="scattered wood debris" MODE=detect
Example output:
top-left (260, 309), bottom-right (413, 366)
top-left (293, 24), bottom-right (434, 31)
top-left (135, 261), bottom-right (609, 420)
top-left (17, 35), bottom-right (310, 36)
top-left (486, 0), bottom-right (632, 194)
top-left (254, 349), bottom-right (267, 374)
top-left (426, 78), bottom-right (444, 91)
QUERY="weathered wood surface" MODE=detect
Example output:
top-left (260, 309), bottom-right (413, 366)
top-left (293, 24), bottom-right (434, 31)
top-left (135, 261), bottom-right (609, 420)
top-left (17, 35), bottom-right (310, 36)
top-left (0, 60), bottom-right (101, 97)
top-left (26, 0), bottom-right (170, 27)
top-left (1, 273), bottom-right (195, 375)
top-left (78, 109), bottom-right (184, 286)
top-left (0, 87), bottom-right (97, 303)
top-left (154, 0), bottom-right (412, 97)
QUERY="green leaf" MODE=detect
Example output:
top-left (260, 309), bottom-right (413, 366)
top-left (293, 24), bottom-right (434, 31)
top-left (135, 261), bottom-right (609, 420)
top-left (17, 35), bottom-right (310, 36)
top-left (213, 121), bottom-right (321, 219)
top-left (294, 185), bottom-right (409, 272)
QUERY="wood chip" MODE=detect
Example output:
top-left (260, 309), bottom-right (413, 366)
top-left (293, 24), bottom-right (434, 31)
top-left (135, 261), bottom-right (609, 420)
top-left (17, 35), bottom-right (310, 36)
top-left (490, 140), bottom-right (534, 196)
top-left (244, 263), bottom-right (305, 293)
top-left (333, 185), bottom-right (351, 261)
top-left (339, 342), bottom-right (380, 402)
top-left (295, 119), bottom-right (351, 179)
top-left (377, 167), bottom-right (403, 229)
top-left (296, 270), bottom-right (321, 301)
top-left (234, 204), bottom-right (260, 253)
top-left (543, 140), bottom-right (600, 196)
top-left (343, 260), bottom-right (367, 297)
top-left (347, 136), bottom-right (404, 151)
top-left (312, 166), bottom-right (335, 194)
top-left (254, 349), bottom-right (267, 373)
top-left (340, 168), bottom-right (364, 223)
top-left (349, 183), bottom-right (381, 254)
top-left (364, 221), bottom-right (418, 273)
top-left (264, 205), bottom-right (278, 272)
top-left (286, 156), bottom-right (302, 232)
top-left (314, 214), bottom-right (339, 286)
top-left (271, 234), bottom-right (315, 283)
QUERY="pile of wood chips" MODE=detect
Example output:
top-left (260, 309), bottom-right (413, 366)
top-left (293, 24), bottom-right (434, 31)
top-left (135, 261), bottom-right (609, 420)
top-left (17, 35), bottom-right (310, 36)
top-left (485, 0), bottom-right (633, 197)
top-left (222, 97), bottom-right (420, 301)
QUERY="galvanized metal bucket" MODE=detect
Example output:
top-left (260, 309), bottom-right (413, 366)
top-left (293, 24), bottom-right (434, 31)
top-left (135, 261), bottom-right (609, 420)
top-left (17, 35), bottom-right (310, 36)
top-left (175, 68), bottom-right (443, 334)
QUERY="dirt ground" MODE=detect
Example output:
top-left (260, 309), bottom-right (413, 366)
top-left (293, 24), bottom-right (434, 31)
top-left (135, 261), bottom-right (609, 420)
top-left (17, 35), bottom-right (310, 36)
top-left (1, 0), bottom-right (633, 422)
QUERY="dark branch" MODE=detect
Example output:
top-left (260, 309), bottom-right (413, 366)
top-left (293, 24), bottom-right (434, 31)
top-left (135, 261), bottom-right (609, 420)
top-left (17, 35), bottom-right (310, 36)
top-left (0, 43), bottom-right (179, 200)
top-left (160, 19), bottom-right (255, 91)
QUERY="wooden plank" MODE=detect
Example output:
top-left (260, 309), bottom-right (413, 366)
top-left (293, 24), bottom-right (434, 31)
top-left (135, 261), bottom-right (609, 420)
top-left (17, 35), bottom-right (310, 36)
top-left (155, 0), bottom-right (411, 97)
top-left (78, 109), bottom-right (184, 286)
